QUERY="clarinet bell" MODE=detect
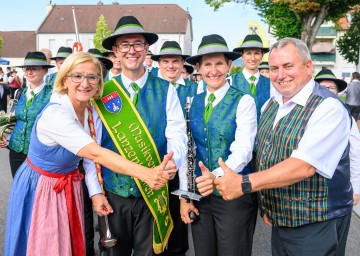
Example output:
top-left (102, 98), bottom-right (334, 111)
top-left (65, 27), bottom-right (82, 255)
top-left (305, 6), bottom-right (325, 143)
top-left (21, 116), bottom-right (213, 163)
top-left (189, 210), bottom-right (197, 221)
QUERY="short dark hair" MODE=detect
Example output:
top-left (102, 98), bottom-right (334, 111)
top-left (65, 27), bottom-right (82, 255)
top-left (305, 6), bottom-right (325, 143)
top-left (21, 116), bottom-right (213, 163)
top-left (352, 72), bottom-right (360, 80)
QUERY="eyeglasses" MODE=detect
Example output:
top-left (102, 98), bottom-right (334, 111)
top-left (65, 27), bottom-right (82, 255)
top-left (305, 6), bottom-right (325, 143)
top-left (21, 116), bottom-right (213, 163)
top-left (324, 86), bottom-right (337, 91)
top-left (66, 74), bottom-right (100, 85)
top-left (115, 42), bottom-right (146, 53)
top-left (23, 66), bottom-right (43, 73)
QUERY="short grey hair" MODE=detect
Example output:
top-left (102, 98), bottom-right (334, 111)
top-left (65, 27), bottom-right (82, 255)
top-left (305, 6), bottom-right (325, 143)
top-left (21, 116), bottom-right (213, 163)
top-left (270, 38), bottom-right (311, 64)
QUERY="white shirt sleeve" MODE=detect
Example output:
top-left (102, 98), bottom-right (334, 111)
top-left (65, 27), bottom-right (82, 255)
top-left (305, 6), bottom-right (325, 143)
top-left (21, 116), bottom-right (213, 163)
top-left (165, 85), bottom-right (188, 169)
top-left (37, 104), bottom-right (95, 154)
top-left (291, 98), bottom-right (351, 178)
top-left (82, 105), bottom-right (103, 197)
top-left (349, 117), bottom-right (360, 194)
top-left (212, 94), bottom-right (257, 177)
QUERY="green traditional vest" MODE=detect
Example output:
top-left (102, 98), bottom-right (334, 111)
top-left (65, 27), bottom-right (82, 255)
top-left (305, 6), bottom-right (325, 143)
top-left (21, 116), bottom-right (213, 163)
top-left (101, 74), bottom-right (169, 197)
top-left (8, 85), bottom-right (52, 154)
top-left (257, 94), bottom-right (332, 227)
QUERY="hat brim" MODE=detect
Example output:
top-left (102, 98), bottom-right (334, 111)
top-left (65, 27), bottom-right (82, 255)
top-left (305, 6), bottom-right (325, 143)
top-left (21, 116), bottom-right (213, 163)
top-left (314, 78), bottom-right (347, 92)
top-left (16, 64), bottom-right (55, 68)
top-left (151, 54), bottom-right (190, 62)
top-left (102, 32), bottom-right (159, 50)
top-left (233, 47), bottom-right (270, 54)
top-left (102, 51), bottom-right (115, 57)
top-left (98, 57), bottom-right (113, 70)
top-left (184, 65), bottom-right (194, 74)
top-left (186, 52), bottom-right (241, 65)
top-left (50, 56), bottom-right (68, 60)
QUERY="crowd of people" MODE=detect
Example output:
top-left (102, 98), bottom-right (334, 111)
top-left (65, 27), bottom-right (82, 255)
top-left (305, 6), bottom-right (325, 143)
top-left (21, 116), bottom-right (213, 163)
top-left (0, 13), bottom-right (360, 256)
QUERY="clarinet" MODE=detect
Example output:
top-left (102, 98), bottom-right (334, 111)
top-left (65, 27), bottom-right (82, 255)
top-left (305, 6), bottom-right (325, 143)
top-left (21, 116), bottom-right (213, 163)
top-left (185, 96), bottom-right (197, 220)
top-left (186, 97), bottom-right (196, 194)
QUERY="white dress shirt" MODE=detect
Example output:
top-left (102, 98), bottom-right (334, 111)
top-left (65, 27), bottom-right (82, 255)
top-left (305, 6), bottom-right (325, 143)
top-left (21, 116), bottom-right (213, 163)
top-left (261, 79), bottom-right (351, 179)
top-left (243, 69), bottom-right (260, 87)
top-left (179, 82), bottom-right (257, 191)
top-left (25, 82), bottom-right (47, 101)
top-left (350, 117), bottom-right (360, 194)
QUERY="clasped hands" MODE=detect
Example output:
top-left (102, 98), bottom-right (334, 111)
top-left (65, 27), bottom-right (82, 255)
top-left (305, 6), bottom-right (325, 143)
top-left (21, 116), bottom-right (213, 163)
top-left (196, 158), bottom-right (244, 200)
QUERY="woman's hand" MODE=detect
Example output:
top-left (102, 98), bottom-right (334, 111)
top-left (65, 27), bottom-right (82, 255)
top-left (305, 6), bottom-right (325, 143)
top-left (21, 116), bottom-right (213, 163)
top-left (91, 193), bottom-right (114, 217)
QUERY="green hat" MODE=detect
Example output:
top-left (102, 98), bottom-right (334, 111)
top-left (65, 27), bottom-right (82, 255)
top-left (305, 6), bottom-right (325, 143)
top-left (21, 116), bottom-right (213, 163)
top-left (102, 16), bottom-right (159, 50)
top-left (87, 48), bottom-right (113, 70)
top-left (186, 34), bottom-right (241, 65)
top-left (258, 61), bottom-right (269, 70)
top-left (50, 46), bottom-right (72, 60)
top-left (314, 69), bottom-right (347, 92)
top-left (233, 34), bottom-right (269, 54)
top-left (151, 41), bottom-right (190, 61)
top-left (17, 51), bottom-right (55, 68)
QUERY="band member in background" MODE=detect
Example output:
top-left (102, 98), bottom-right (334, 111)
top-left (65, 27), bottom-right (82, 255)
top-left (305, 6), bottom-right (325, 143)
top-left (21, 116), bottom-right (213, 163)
top-left (0, 52), bottom-right (54, 177)
top-left (90, 16), bottom-right (187, 255)
top-left (47, 46), bottom-right (73, 87)
top-left (102, 50), bottom-right (122, 81)
top-left (182, 62), bottom-right (194, 80)
top-left (144, 50), bottom-right (159, 76)
top-left (232, 34), bottom-right (270, 120)
top-left (152, 40), bottom-right (199, 256)
top-left (185, 34), bottom-right (258, 256)
top-left (258, 61), bottom-right (270, 78)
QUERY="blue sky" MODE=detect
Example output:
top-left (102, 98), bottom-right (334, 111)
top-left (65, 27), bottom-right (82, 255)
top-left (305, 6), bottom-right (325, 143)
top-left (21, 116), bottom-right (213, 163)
top-left (0, 0), bottom-right (268, 53)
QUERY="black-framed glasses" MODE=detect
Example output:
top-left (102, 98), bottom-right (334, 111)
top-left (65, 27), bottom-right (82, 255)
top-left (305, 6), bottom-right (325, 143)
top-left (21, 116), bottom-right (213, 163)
top-left (66, 74), bottom-right (100, 85)
top-left (115, 42), bottom-right (146, 53)
top-left (23, 66), bottom-right (43, 73)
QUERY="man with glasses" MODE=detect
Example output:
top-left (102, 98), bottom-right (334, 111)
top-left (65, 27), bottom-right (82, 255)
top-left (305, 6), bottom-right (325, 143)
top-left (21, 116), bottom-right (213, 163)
top-left (87, 16), bottom-right (187, 256)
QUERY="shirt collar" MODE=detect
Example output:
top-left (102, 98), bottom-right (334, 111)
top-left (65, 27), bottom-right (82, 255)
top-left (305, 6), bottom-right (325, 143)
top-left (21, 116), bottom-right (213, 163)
top-left (243, 69), bottom-right (259, 81)
top-left (30, 82), bottom-right (47, 95)
top-left (206, 81), bottom-right (230, 99)
top-left (122, 70), bottom-right (148, 91)
top-left (273, 78), bottom-right (315, 107)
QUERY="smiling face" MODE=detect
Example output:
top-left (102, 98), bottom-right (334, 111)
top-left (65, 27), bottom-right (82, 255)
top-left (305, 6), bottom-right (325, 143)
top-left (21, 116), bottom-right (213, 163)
top-left (158, 56), bottom-right (184, 83)
top-left (24, 66), bottom-right (48, 88)
top-left (269, 43), bottom-right (313, 103)
top-left (113, 34), bottom-right (149, 78)
top-left (107, 53), bottom-right (122, 74)
top-left (242, 48), bottom-right (263, 74)
top-left (196, 53), bottom-right (231, 92)
top-left (64, 61), bottom-right (99, 106)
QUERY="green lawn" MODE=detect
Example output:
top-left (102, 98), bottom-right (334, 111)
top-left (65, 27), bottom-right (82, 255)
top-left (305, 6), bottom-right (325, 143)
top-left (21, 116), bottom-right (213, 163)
top-left (339, 95), bottom-right (346, 103)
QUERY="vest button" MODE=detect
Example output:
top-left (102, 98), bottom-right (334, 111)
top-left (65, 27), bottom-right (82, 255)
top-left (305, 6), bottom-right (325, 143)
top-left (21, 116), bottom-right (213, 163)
top-left (130, 188), bottom-right (134, 192)
top-left (206, 148), bottom-right (208, 151)
top-left (204, 138), bottom-right (207, 141)
top-left (204, 128), bottom-right (207, 131)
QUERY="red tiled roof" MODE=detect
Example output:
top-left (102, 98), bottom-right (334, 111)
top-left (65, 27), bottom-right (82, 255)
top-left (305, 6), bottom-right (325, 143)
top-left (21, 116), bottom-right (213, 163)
top-left (0, 31), bottom-right (36, 58)
top-left (38, 4), bottom-right (190, 34)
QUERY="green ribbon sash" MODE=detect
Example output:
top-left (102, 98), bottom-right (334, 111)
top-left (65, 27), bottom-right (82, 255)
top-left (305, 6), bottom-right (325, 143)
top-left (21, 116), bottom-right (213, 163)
top-left (92, 79), bottom-right (173, 254)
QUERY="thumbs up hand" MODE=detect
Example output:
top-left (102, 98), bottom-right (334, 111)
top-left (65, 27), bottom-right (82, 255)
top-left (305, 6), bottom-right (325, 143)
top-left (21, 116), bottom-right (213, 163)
top-left (195, 161), bottom-right (215, 197)
top-left (214, 158), bottom-right (244, 200)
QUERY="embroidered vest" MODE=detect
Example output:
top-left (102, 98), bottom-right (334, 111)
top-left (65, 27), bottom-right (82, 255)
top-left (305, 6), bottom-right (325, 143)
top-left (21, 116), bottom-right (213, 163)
top-left (190, 87), bottom-right (250, 196)
top-left (231, 72), bottom-right (270, 121)
top-left (8, 85), bottom-right (52, 154)
top-left (256, 84), bottom-right (353, 227)
top-left (176, 79), bottom-right (198, 116)
top-left (46, 72), bottom-right (57, 88)
top-left (101, 73), bottom-right (168, 197)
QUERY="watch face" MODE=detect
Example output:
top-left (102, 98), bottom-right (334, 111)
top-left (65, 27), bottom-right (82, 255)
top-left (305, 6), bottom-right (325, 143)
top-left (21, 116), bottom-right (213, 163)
top-left (242, 181), bottom-right (252, 193)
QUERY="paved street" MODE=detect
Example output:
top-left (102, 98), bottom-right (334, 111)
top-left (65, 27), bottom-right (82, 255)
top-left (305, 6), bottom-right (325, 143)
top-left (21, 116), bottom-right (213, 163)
top-left (1, 148), bottom-right (360, 255)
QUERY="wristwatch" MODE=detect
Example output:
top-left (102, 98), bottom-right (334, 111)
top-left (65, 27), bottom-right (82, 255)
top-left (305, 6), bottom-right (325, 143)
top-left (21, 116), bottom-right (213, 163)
top-left (242, 175), bottom-right (252, 193)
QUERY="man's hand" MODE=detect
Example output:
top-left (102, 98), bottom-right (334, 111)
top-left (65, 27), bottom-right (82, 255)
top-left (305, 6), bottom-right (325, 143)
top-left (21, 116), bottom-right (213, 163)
top-left (91, 193), bottom-right (113, 217)
top-left (0, 136), bottom-right (7, 148)
top-left (145, 152), bottom-right (173, 190)
top-left (214, 158), bottom-right (243, 200)
top-left (354, 194), bottom-right (359, 205)
top-left (195, 161), bottom-right (215, 197)
top-left (262, 214), bottom-right (272, 227)
top-left (164, 158), bottom-right (177, 180)
top-left (180, 198), bottom-right (199, 224)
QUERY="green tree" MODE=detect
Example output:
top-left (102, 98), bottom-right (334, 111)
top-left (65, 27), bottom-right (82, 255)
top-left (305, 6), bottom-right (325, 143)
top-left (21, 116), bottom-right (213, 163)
top-left (0, 36), bottom-right (3, 57)
top-left (93, 15), bottom-right (112, 52)
top-left (230, 65), bottom-right (243, 75)
top-left (205, 0), bottom-right (360, 49)
top-left (337, 7), bottom-right (360, 65)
